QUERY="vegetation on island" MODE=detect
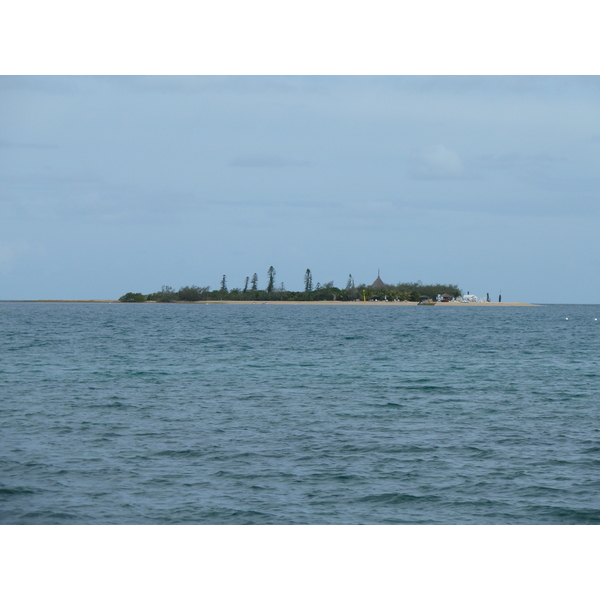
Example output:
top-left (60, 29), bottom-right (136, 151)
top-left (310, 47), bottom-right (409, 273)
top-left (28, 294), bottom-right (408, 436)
top-left (119, 267), bottom-right (462, 303)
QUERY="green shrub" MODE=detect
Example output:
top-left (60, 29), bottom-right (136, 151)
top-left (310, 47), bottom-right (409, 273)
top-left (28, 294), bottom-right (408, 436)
top-left (118, 292), bottom-right (146, 302)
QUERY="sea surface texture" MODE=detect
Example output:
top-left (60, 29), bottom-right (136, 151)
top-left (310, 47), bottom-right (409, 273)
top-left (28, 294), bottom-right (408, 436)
top-left (1, 302), bottom-right (599, 524)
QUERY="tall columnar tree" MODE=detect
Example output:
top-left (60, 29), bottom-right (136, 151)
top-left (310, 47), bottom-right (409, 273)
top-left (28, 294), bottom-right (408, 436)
top-left (220, 275), bottom-right (227, 292)
top-left (251, 273), bottom-right (258, 291)
top-left (267, 266), bottom-right (276, 293)
top-left (304, 268), bottom-right (313, 292)
top-left (243, 276), bottom-right (249, 293)
top-left (346, 274), bottom-right (355, 289)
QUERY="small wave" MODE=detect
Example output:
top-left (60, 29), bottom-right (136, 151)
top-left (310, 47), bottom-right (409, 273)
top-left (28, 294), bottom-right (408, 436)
top-left (168, 507), bottom-right (288, 525)
top-left (534, 506), bottom-right (600, 524)
top-left (402, 385), bottom-right (454, 392)
top-left (154, 449), bottom-right (205, 458)
top-left (89, 401), bottom-right (129, 409)
top-left (19, 510), bottom-right (80, 523)
top-left (357, 492), bottom-right (440, 505)
top-left (464, 446), bottom-right (495, 458)
top-left (0, 486), bottom-right (36, 496)
top-left (333, 474), bottom-right (363, 482)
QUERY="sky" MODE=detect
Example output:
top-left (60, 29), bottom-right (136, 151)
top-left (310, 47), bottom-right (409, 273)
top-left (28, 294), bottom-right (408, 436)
top-left (2, 75), bottom-right (600, 303)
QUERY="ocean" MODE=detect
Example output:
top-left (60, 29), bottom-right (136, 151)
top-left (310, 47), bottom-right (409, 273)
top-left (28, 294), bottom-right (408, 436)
top-left (1, 302), bottom-right (599, 524)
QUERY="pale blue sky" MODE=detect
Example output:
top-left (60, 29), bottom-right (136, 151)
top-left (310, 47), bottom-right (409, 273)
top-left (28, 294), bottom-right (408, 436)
top-left (2, 76), bottom-right (600, 302)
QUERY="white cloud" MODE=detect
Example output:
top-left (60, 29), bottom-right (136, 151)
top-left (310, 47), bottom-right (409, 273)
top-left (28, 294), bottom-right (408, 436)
top-left (409, 144), bottom-right (464, 179)
top-left (0, 240), bottom-right (33, 273)
top-left (229, 155), bottom-right (309, 168)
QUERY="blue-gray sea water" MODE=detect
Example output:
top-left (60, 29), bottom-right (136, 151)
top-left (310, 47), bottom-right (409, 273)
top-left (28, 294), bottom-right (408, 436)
top-left (1, 302), bottom-right (599, 524)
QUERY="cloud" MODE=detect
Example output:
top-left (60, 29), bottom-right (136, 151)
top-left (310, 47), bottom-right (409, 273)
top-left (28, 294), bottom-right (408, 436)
top-left (0, 241), bottom-right (34, 273)
top-left (409, 144), bottom-right (464, 179)
top-left (0, 139), bottom-right (58, 149)
top-left (478, 151), bottom-right (563, 171)
top-left (478, 151), bottom-right (523, 170)
top-left (0, 76), bottom-right (76, 94)
top-left (229, 155), bottom-right (309, 168)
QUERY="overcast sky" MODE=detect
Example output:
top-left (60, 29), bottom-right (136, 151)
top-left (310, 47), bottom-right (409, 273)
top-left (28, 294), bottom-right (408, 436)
top-left (2, 75), bottom-right (600, 303)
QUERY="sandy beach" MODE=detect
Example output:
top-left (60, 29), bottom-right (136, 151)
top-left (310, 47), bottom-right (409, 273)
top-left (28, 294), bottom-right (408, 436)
top-left (205, 301), bottom-right (538, 306)
top-left (4, 299), bottom-right (537, 306)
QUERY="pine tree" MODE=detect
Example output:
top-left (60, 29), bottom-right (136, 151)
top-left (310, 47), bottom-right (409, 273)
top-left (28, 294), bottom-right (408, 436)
top-left (243, 276), bottom-right (249, 293)
top-left (220, 275), bottom-right (227, 292)
top-left (304, 268), bottom-right (313, 292)
top-left (251, 273), bottom-right (258, 291)
top-left (267, 266), bottom-right (276, 293)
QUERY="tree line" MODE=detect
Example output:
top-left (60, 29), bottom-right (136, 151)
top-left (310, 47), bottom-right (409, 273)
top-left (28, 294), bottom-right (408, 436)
top-left (119, 267), bottom-right (462, 302)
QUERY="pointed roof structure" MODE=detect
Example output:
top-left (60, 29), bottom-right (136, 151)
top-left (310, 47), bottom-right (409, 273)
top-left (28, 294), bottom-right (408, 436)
top-left (371, 269), bottom-right (386, 289)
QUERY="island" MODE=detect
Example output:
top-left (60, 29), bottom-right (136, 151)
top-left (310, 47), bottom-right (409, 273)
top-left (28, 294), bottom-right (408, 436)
top-left (118, 269), bottom-right (527, 305)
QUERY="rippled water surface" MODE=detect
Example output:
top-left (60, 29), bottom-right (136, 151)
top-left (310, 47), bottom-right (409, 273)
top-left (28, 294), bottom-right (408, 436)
top-left (1, 302), bottom-right (599, 524)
